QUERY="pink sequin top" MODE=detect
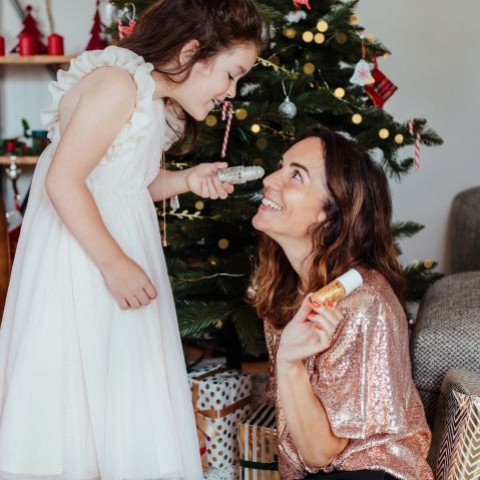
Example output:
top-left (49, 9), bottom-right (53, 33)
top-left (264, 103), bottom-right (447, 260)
top-left (263, 268), bottom-right (434, 480)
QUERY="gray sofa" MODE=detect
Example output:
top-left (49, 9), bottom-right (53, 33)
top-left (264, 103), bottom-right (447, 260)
top-left (410, 186), bottom-right (480, 477)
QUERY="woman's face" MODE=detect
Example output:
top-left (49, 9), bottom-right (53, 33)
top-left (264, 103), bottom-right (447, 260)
top-left (172, 43), bottom-right (258, 121)
top-left (252, 137), bottom-right (331, 245)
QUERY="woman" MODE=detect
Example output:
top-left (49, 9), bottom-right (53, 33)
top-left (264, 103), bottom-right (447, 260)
top-left (251, 130), bottom-right (433, 480)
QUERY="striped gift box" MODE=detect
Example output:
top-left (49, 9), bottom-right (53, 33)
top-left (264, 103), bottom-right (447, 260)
top-left (239, 404), bottom-right (280, 480)
top-left (430, 368), bottom-right (480, 480)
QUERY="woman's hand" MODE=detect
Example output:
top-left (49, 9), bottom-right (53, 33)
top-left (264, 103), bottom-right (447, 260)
top-left (186, 162), bottom-right (234, 200)
top-left (277, 295), bottom-right (345, 368)
top-left (101, 255), bottom-right (158, 310)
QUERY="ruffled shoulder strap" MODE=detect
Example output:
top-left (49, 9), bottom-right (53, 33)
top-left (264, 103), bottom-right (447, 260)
top-left (41, 46), bottom-right (155, 146)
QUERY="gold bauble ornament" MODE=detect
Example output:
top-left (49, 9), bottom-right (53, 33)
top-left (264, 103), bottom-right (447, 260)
top-left (316, 20), bottom-right (329, 32)
top-left (205, 115), bottom-right (218, 127)
top-left (394, 134), bottom-right (404, 144)
top-left (335, 32), bottom-right (348, 44)
top-left (218, 238), bottom-right (229, 250)
top-left (251, 124), bottom-right (261, 134)
top-left (214, 320), bottom-right (223, 329)
top-left (334, 87), bottom-right (345, 98)
top-left (352, 113), bottom-right (363, 124)
top-left (303, 62), bottom-right (315, 75)
top-left (302, 31), bottom-right (314, 43)
top-left (195, 200), bottom-right (205, 211)
top-left (314, 33), bottom-right (325, 44)
top-left (235, 108), bottom-right (248, 120)
top-left (379, 128), bottom-right (390, 139)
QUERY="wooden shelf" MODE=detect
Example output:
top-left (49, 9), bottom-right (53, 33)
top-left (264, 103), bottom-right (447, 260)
top-left (0, 156), bottom-right (38, 165)
top-left (0, 55), bottom-right (73, 65)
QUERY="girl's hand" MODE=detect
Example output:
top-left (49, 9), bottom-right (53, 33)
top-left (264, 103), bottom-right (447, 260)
top-left (101, 255), bottom-right (158, 310)
top-left (277, 296), bottom-right (344, 369)
top-left (186, 162), bottom-right (234, 200)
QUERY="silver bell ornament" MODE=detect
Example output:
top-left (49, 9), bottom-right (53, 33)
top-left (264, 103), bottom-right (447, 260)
top-left (279, 96), bottom-right (297, 119)
top-left (278, 79), bottom-right (297, 119)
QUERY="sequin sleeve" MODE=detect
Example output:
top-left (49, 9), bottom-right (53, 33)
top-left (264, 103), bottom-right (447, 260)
top-left (309, 281), bottom-right (411, 440)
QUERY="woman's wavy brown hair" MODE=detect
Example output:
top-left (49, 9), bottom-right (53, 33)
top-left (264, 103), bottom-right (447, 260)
top-left (119, 0), bottom-right (267, 153)
top-left (252, 129), bottom-right (406, 329)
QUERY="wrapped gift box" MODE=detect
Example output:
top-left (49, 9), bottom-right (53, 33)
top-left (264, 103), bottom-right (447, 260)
top-left (188, 364), bottom-right (252, 469)
top-left (239, 404), bottom-right (280, 480)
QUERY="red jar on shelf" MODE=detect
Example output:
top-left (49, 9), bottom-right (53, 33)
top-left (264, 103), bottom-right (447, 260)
top-left (0, 36), bottom-right (5, 56)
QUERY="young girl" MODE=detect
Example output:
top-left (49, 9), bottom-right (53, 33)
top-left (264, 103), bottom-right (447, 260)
top-left (0, 1), bottom-right (265, 479)
top-left (251, 130), bottom-right (433, 480)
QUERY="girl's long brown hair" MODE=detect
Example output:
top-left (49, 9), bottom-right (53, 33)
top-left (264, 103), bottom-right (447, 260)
top-left (119, 0), bottom-right (267, 152)
top-left (252, 129), bottom-right (406, 329)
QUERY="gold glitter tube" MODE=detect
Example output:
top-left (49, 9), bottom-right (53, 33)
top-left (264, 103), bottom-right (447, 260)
top-left (309, 269), bottom-right (363, 304)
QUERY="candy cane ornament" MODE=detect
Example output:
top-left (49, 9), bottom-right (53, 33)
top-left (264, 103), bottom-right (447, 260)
top-left (221, 101), bottom-right (234, 159)
top-left (408, 118), bottom-right (421, 169)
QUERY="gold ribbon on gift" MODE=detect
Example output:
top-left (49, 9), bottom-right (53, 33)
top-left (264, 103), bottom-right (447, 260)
top-left (191, 365), bottom-right (252, 441)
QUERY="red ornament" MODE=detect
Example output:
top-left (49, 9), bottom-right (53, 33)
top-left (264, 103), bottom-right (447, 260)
top-left (365, 55), bottom-right (398, 108)
top-left (11, 5), bottom-right (47, 55)
top-left (47, 33), bottom-right (64, 55)
top-left (118, 20), bottom-right (136, 40)
top-left (0, 36), bottom-right (5, 56)
top-left (293, 0), bottom-right (311, 9)
top-left (86, 0), bottom-right (106, 51)
top-left (19, 33), bottom-right (36, 56)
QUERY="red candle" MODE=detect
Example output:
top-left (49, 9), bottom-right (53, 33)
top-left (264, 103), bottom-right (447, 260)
top-left (0, 36), bottom-right (5, 56)
top-left (47, 33), bottom-right (64, 56)
top-left (19, 33), bottom-right (35, 56)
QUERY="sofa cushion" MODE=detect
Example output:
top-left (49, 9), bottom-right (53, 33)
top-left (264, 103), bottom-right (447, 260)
top-left (411, 272), bottom-right (480, 424)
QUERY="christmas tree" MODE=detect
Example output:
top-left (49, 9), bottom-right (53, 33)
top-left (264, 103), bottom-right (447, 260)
top-left (10, 5), bottom-right (47, 54)
top-left (86, 1), bottom-right (106, 51)
top-left (109, 0), bottom-right (443, 364)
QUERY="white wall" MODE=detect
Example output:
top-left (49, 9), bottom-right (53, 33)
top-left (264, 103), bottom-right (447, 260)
top-left (1, 0), bottom-right (479, 273)
top-left (356, 1), bottom-right (480, 273)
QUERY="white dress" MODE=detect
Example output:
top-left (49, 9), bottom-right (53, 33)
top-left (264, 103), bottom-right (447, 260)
top-left (0, 46), bottom-right (203, 480)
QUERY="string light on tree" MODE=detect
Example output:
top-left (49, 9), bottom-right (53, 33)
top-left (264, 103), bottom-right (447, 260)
top-left (218, 238), bottom-right (229, 250)
top-left (424, 259), bottom-right (433, 269)
top-left (314, 33), bottom-right (325, 44)
top-left (251, 124), bottom-right (261, 134)
top-left (352, 113), bottom-right (363, 124)
top-left (394, 134), bottom-right (404, 144)
top-left (214, 320), bottom-right (223, 329)
top-left (303, 62), bottom-right (315, 75)
top-left (195, 201), bottom-right (205, 211)
top-left (366, 33), bottom-right (376, 43)
top-left (379, 128), bottom-right (390, 139)
top-left (302, 31), bottom-right (314, 43)
top-left (334, 87), bottom-right (346, 99)
top-left (283, 28), bottom-right (296, 39)
top-left (350, 15), bottom-right (359, 24)
top-left (205, 115), bottom-right (218, 127)
top-left (256, 139), bottom-right (268, 150)
top-left (235, 109), bottom-right (248, 121)
top-left (335, 32), bottom-right (348, 44)
top-left (316, 20), bottom-right (329, 32)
